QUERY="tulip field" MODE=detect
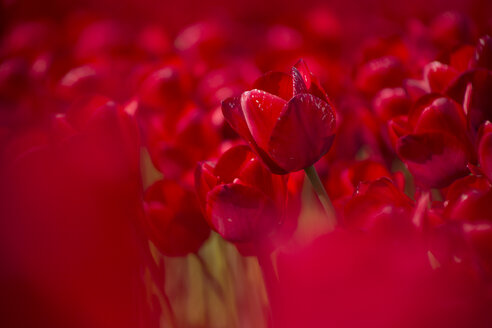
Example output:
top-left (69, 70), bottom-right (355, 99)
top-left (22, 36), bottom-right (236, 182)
top-left (1, 0), bottom-right (492, 327)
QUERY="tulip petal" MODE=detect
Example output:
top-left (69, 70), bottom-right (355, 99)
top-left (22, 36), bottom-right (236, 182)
top-left (241, 89), bottom-right (287, 151)
top-left (221, 96), bottom-right (253, 140)
top-left (423, 61), bottom-right (459, 93)
top-left (293, 59), bottom-right (312, 87)
top-left (222, 95), bottom-right (288, 174)
top-left (268, 93), bottom-right (336, 172)
top-left (397, 132), bottom-right (469, 188)
top-left (206, 183), bottom-right (279, 242)
top-left (292, 67), bottom-right (308, 95)
top-left (195, 161), bottom-right (218, 213)
top-left (445, 69), bottom-right (492, 132)
top-left (214, 144), bottom-right (254, 183)
top-left (414, 97), bottom-right (467, 135)
top-left (294, 59), bottom-right (332, 104)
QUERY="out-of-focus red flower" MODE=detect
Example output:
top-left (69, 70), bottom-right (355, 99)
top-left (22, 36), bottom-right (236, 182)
top-left (195, 144), bottom-right (298, 254)
top-left (355, 56), bottom-right (407, 96)
top-left (196, 60), bottom-right (260, 110)
top-left (0, 96), bottom-right (154, 327)
top-left (430, 11), bottom-right (476, 51)
top-left (423, 61), bottom-right (459, 94)
top-left (134, 63), bottom-right (192, 126)
top-left (144, 107), bottom-right (221, 182)
top-left (444, 179), bottom-right (492, 222)
top-left (372, 87), bottom-right (411, 121)
top-left (323, 159), bottom-right (397, 201)
top-left (392, 95), bottom-right (473, 188)
top-left (175, 20), bottom-right (229, 60)
top-left (343, 177), bottom-right (414, 232)
top-left (277, 229), bottom-right (492, 328)
top-left (222, 59), bottom-right (336, 173)
top-left (1, 21), bottom-right (55, 59)
top-left (143, 179), bottom-right (210, 257)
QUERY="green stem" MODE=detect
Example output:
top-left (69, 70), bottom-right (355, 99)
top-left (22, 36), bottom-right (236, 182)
top-left (195, 253), bottom-right (225, 301)
top-left (257, 252), bottom-right (278, 328)
top-left (304, 165), bottom-right (336, 228)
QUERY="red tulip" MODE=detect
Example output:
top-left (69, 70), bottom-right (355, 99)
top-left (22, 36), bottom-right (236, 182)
top-left (394, 95), bottom-right (473, 188)
top-left (372, 87), bottom-right (411, 121)
top-left (144, 107), bottom-right (221, 182)
top-left (324, 159), bottom-right (395, 202)
top-left (143, 179), bottom-right (210, 257)
top-left (221, 59), bottom-right (336, 173)
top-left (344, 177), bottom-right (414, 232)
top-left (430, 11), bottom-right (476, 51)
top-left (355, 56), bottom-right (406, 95)
top-left (195, 144), bottom-right (295, 254)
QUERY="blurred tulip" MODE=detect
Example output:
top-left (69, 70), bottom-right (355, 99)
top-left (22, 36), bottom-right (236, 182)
top-left (143, 179), bottom-right (210, 256)
top-left (394, 95), bottom-right (473, 188)
top-left (277, 229), bottom-right (492, 328)
top-left (0, 96), bottom-right (154, 328)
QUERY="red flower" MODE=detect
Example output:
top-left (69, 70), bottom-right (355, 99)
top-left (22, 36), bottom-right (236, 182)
top-left (391, 95), bottom-right (473, 188)
top-left (355, 56), bottom-right (406, 96)
top-left (277, 228), bottom-right (492, 328)
top-left (221, 59), bottom-right (336, 173)
top-left (195, 144), bottom-right (297, 254)
top-left (343, 177), bottom-right (414, 232)
top-left (443, 174), bottom-right (492, 221)
top-left (0, 96), bottom-right (152, 328)
top-left (143, 179), bottom-right (210, 257)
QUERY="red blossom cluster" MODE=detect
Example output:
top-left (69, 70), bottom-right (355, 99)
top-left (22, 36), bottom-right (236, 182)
top-left (1, 0), bottom-right (492, 327)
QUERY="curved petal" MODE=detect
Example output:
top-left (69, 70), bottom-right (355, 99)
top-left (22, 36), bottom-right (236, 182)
top-left (423, 61), bottom-right (459, 93)
top-left (195, 161), bottom-right (218, 213)
top-left (241, 89), bottom-right (287, 151)
top-left (294, 59), bottom-right (331, 104)
top-left (268, 93), bottom-right (336, 172)
top-left (221, 96), bottom-right (253, 141)
top-left (222, 95), bottom-right (287, 174)
top-left (445, 69), bottom-right (492, 132)
top-left (387, 115), bottom-right (411, 149)
top-left (414, 97), bottom-right (467, 134)
top-left (206, 183), bottom-right (279, 242)
top-left (292, 66), bottom-right (308, 95)
top-left (214, 144), bottom-right (254, 183)
top-left (293, 59), bottom-right (312, 87)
